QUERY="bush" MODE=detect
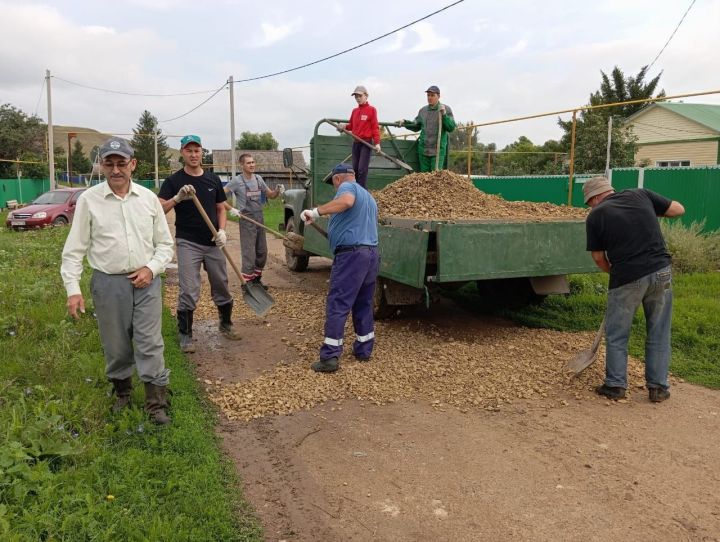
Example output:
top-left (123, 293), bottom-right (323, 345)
top-left (662, 220), bottom-right (720, 274)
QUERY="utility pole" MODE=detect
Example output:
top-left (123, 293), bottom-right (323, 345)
top-left (229, 75), bottom-right (236, 180)
top-left (46, 69), bottom-right (55, 190)
top-left (605, 115), bottom-right (613, 178)
top-left (154, 129), bottom-right (159, 190)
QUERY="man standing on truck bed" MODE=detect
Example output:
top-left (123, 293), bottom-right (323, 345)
top-left (398, 85), bottom-right (456, 172)
top-left (225, 153), bottom-right (283, 289)
top-left (158, 135), bottom-right (242, 353)
top-left (583, 176), bottom-right (685, 403)
top-left (336, 85), bottom-right (381, 189)
top-left (300, 163), bottom-right (380, 373)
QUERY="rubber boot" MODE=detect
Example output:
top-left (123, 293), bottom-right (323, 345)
top-left (218, 302), bottom-right (242, 340)
top-left (144, 383), bottom-right (171, 425)
top-left (109, 377), bottom-right (133, 413)
top-left (177, 310), bottom-right (195, 353)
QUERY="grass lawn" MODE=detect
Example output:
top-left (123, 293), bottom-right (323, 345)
top-left (453, 272), bottom-right (720, 388)
top-left (0, 215), bottom-right (261, 541)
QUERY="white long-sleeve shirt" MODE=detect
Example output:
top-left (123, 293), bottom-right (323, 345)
top-left (61, 181), bottom-right (174, 297)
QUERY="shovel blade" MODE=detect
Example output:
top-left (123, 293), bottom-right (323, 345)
top-left (566, 348), bottom-right (599, 375)
top-left (242, 281), bottom-right (274, 317)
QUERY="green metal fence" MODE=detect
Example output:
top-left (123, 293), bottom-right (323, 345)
top-left (472, 166), bottom-right (720, 231)
top-left (0, 179), bottom-right (51, 208)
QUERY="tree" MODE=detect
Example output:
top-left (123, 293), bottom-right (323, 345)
top-left (590, 65), bottom-right (665, 119)
top-left (235, 131), bottom-right (278, 150)
top-left (71, 139), bottom-right (92, 175)
top-left (0, 104), bottom-right (46, 177)
top-left (556, 65), bottom-right (661, 173)
top-left (130, 110), bottom-right (170, 180)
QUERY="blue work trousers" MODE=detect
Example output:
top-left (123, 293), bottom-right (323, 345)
top-left (352, 139), bottom-right (373, 189)
top-left (319, 247), bottom-right (379, 361)
top-left (605, 265), bottom-right (673, 390)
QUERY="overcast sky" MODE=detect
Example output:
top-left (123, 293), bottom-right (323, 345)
top-left (2, 0), bottom-right (719, 153)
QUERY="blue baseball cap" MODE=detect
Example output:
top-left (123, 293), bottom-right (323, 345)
top-left (180, 134), bottom-right (202, 149)
top-left (426, 85), bottom-right (440, 94)
top-left (327, 163), bottom-right (355, 183)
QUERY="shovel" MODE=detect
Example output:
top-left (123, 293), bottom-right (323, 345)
top-left (236, 212), bottom-right (304, 252)
top-left (434, 107), bottom-right (443, 171)
top-left (566, 316), bottom-right (606, 375)
top-left (191, 194), bottom-right (274, 317)
top-left (327, 120), bottom-right (414, 172)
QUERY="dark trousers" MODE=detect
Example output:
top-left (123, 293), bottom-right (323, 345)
top-left (320, 247), bottom-right (379, 361)
top-left (352, 139), bottom-right (373, 188)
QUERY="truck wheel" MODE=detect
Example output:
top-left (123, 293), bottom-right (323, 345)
top-left (373, 278), bottom-right (396, 319)
top-left (285, 218), bottom-right (309, 272)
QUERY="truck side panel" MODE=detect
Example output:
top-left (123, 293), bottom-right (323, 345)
top-left (433, 221), bottom-right (596, 282)
top-left (378, 225), bottom-right (429, 289)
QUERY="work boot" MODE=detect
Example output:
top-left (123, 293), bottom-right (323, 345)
top-left (649, 387), bottom-right (671, 403)
top-left (251, 276), bottom-right (269, 291)
top-left (595, 384), bottom-right (626, 400)
top-left (311, 357), bottom-right (339, 373)
top-left (109, 377), bottom-right (133, 413)
top-left (144, 383), bottom-right (171, 425)
top-left (177, 310), bottom-right (195, 353)
top-left (218, 302), bottom-right (242, 340)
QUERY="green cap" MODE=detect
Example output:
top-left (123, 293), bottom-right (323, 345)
top-left (180, 134), bottom-right (202, 148)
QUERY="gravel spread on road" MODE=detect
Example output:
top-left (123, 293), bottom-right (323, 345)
top-left (373, 170), bottom-right (588, 221)
top-left (165, 285), bottom-right (650, 422)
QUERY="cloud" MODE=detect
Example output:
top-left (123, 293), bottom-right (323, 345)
top-left (408, 22), bottom-right (450, 53)
top-left (501, 40), bottom-right (528, 56)
top-left (256, 18), bottom-right (303, 47)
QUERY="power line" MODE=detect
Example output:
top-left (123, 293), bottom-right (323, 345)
top-left (52, 75), bottom-right (218, 97)
top-left (159, 1), bottom-right (463, 124)
top-left (33, 78), bottom-right (46, 117)
top-left (160, 82), bottom-right (227, 123)
top-left (647, 0), bottom-right (696, 71)
top-left (231, 0), bottom-right (465, 84)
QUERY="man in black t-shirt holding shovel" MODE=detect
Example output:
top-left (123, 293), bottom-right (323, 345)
top-left (584, 176), bottom-right (684, 403)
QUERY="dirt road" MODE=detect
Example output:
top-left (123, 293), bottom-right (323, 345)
top-left (165, 222), bottom-right (720, 542)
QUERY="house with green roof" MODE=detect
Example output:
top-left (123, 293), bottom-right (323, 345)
top-left (625, 102), bottom-right (720, 167)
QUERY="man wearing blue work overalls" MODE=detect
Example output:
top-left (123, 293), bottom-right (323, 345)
top-left (300, 163), bottom-right (379, 373)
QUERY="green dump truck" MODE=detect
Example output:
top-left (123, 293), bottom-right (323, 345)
top-left (282, 119), bottom-right (597, 316)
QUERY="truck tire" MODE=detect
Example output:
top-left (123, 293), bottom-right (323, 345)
top-left (285, 218), bottom-right (309, 272)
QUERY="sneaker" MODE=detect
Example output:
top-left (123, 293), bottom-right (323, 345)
top-left (595, 384), bottom-right (626, 400)
top-left (649, 387), bottom-right (670, 403)
top-left (311, 357), bottom-right (339, 373)
top-left (179, 333), bottom-right (195, 353)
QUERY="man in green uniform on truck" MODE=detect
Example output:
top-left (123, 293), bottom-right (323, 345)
top-left (398, 85), bottom-right (456, 172)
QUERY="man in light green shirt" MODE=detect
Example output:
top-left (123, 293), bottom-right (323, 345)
top-left (61, 137), bottom-right (174, 424)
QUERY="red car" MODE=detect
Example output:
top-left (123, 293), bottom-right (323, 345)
top-left (5, 188), bottom-right (86, 229)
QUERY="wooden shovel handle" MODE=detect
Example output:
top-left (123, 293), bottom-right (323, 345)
top-left (191, 193), bottom-right (247, 286)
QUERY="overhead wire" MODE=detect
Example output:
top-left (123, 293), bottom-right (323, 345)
top-left (51, 75), bottom-right (218, 97)
top-left (230, 0), bottom-right (465, 85)
top-left (158, 0), bottom-right (464, 123)
top-left (647, 0), bottom-right (696, 71)
top-left (33, 78), bottom-right (46, 117)
top-left (159, 82), bottom-right (228, 123)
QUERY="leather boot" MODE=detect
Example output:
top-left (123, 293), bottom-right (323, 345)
top-left (144, 382), bottom-right (171, 425)
top-left (177, 310), bottom-right (196, 353)
top-left (217, 302), bottom-right (242, 340)
top-left (109, 377), bottom-right (133, 413)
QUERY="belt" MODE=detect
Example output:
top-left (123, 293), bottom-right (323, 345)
top-left (334, 244), bottom-right (376, 255)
